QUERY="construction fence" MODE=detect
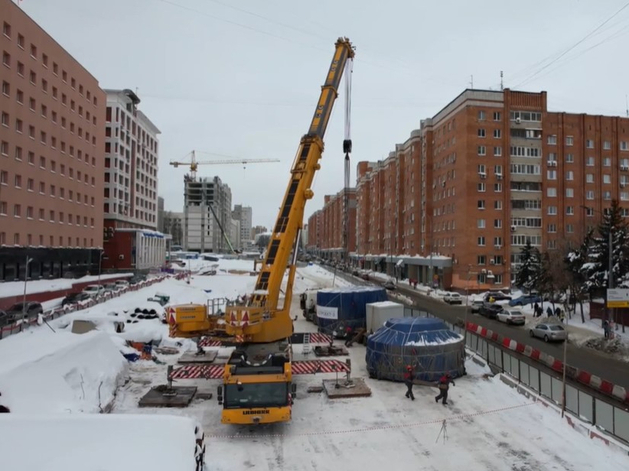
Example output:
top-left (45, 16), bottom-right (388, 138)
top-left (0, 273), bottom-right (187, 341)
top-left (403, 307), bottom-right (629, 446)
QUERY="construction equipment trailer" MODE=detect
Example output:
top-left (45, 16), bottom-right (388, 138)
top-left (173, 37), bottom-right (355, 425)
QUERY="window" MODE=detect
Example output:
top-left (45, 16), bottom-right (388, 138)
top-left (14, 146), bottom-right (22, 161)
top-left (548, 206), bottom-right (557, 215)
top-left (494, 183), bottom-right (502, 192)
top-left (39, 156), bottom-right (45, 169)
top-left (566, 153), bottom-right (574, 163)
top-left (17, 61), bottom-right (24, 76)
top-left (49, 210), bottom-right (55, 222)
top-left (547, 187), bottom-right (557, 197)
top-left (62, 70), bottom-right (67, 82)
top-left (15, 118), bottom-right (22, 133)
top-left (477, 255), bottom-right (486, 265)
top-left (547, 223), bottom-right (557, 233)
top-left (29, 70), bottom-right (36, 84)
top-left (494, 200), bottom-right (502, 210)
top-left (547, 135), bottom-right (557, 145)
top-left (1, 80), bottom-right (8, 96)
top-left (28, 125), bottom-right (34, 139)
top-left (493, 146), bottom-right (502, 156)
top-left (478, 146), bottom-right (486, 156)
top-left (13, 204), bottom-right (21, 217)
top-left (478, 128), bottom-right (486, 138)
top-left (26, 207), bottom-right (33, 219)
top-left (494, 219), bottom-right (502, 228)
top-left (547, 170), bottom-right (557, 180)
top-left (0, 202), bottom-right (5, 215)
top-left (493, 129), bottom-right (501, 138)
top-left (16, 89), bottom-right (23, 104)
top-left (477, 182), bottom-right (486, 192)
top-left (603, 157), bottom-right (611, 167)
top-left (565, 136), bottom-right (573, 146)
top-left (14, 174), bottom-right (21, 188)
top-left (1, 112), bottom-right (8, 127)
top-left (52, 111), bottom-right (57, 123)
top-left (566, 171), bottom-right (574, 180)
top-left (604, 141), bottom-right (611, 150)
top-left (2, 51), bottom-right (9, 67)
top-left (478, 110), bottom-right (486, 121)
top-left (478, 236), bottom-right (486, 246)
top-left (587, 156), bottom-right (596, 166)
top-left (586, 190), bottom-right (594, 200)
top-left (27, 178), bottom-right (33, 191)
top-left (42, 79), bottom-right (48, 93)
top-left (40, 131), bottom-right (46, 144)
top-left (586, 139), bottom-right (594, 149)
top-left (621, 141), bottom-right (628, 151)
top-left (42, 53), bottom-right (48, 67)
top-left (41, 104), bottom-right (47, 118)
top-left (493, 112), bottom-right (501, 121)
top-left (604, 174), bottom-right (611, 184)
top-left (477, 219), bottom-right (486, 229)
top-left (567, 224), bottom-right (574, 233)
top-left (38, 208), bottom-right (44, 220)
top-left (29, 97), bottom-right (35, 111)
top-left (477, 200), bottom-right (485, 210)
top-left (30, 44), bottom-right (37, 58)
top-left (27, 151), bottom-right (34, 164)
top-left (2, 22), bottom-right (10, 38)
top-left (586, 173), bottom-right (594, 183)
top-left (566, 206), bottom-right (574, 215)
top-left (0, 141), bottom-right (7, 155)
top-left (0, 170), bottom-right (6, 184)
top-left (566, 188), bottom-right (574, 198)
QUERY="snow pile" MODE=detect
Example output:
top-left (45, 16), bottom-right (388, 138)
top-left (0, 414), bottom-right (199, 471)
top-left (0, 331), bottom-right (128, 413)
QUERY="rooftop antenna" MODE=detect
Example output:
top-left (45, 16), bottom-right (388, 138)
top-left (500, 71), bottom-right (504, 91)
top-left (469, 75), bottom-right (474, 89)
top-left (625, 95), bottom-right (628, 117)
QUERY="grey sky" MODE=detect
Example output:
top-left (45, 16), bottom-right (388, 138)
top-left (20, 0), bottom-right (629, 228)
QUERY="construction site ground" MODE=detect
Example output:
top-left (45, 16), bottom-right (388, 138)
top-left (111, 293), bottom-right (629, 471)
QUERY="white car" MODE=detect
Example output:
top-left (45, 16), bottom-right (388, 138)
top-left (114, 280), bottom-right (130, 288)
top-left (497, 309), bottom-right (526, 325)
top-left (443, 292), bottom-right (463, 305)
top-left (82, 285), bottom-right (105, 297)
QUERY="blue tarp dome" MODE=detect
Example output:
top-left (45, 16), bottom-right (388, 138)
top-left (366, 317), bottom-right (465, 382)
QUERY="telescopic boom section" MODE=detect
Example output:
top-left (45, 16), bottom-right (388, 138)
top-left (225, 38), bottom-right (355, 343)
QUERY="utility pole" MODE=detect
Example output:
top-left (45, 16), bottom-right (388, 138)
top-left (561, 332), bottom-right (568, 418)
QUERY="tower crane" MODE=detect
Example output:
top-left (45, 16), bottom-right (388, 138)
top-left (169, 150), bottom-right (280, 180)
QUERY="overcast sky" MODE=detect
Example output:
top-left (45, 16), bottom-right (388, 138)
top-left (19, 0), bottom-right (629, 228)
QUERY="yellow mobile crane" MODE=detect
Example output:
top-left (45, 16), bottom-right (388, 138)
top-left (213, 38), bottom-right (355, 424)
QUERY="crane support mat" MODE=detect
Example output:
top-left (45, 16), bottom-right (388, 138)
top-left (178, 350), bottom-right (218, 364)
top-left (138, 386), bottom-right (197, 408)
top-left (171, 360), bottom-right (351, 380)
top-left (313, 345), bottom-right (348, 357)
top-left (323, 378), bottom-right (372, 399)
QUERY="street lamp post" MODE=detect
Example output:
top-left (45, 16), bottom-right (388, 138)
top-left (465, 265), bottom-right (479, 345)
top-left (22, 256), bottom-right (33, 325)
top-left (98, 250), bottom-right (105, 286)
top-left (561, 331), bottom-right (569, 418)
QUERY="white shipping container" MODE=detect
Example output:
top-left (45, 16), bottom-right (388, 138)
top-left (366, 301), bottom-right (404, 332)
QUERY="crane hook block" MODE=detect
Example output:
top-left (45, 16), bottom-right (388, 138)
top-left (304, 189), bottom-right (314, 200)
top-left (343, 139), bottom-right (352, 154)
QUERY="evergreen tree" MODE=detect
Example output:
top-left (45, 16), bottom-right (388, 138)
top-left (583, 200), bottom-right (629, 292)
top-left (515, 239), bottom-right (540, 293)
top-left (565, 229), bottom-right (593, 323)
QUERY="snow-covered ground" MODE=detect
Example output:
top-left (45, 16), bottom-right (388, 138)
top-left (0, 257), bottom-right (628, 470)
top-left (0, 272), bottom-right (133, 298)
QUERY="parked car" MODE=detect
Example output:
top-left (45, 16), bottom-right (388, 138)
top-left (443, 292), bottom-right (463, 305)
top-left (383, 280), bottom-right (396, 291)
top-left (0, 309), bottom-right (10, 327)
top-left (529, 323), bottom-right (567, 342)
top-left (497, 309), bottom-right (526, 325)
top-left (483, 291), bottom-right (512, 302)
top-left (351, 269), bottom-right (360, 277)
top-left (361, 272), bottom-right (370, 281)
top-left (6, 301), bottom-right (43, 319)
top-left (83, 285), bottom-right (105, 297)
top-left (479, 302), bottom-right (503, 319)
top-left (103, 283), bottom-right (121, 293)
top-left (509, 294), bottom-right (542, 307)
top-left (470, 299), bottom-right (484, 313)
top-left (61, 292), bottom-right (91, 307)
top-left (114, 280), bottom-right (130, 288)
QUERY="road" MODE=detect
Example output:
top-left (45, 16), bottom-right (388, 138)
top-left (326, 267), bottom-right (629, 392)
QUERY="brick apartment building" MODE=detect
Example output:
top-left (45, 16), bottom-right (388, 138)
top-left (306, 188), bottom-right (356, 260)
top-left (0, 0), bottom-right (106, 281)
top-left (309, 88), bottom-right (629, 292)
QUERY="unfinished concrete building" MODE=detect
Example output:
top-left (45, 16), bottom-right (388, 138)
top-left (183, 176), bottom-right (232, 252)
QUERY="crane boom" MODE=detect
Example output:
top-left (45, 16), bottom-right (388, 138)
top-left (169, 151), bottom-right (280, 180)
top-left (225, 37), bottom-right (355, 343)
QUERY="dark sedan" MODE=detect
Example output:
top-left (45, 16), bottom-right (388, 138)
top-left (5, 302), bottom-right (43, 320)
top-left (478, 302), bottom-right (503, 319)
top-left (62, 292), bottom-right (91, 307)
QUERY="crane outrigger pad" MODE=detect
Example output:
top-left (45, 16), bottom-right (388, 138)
top-left (170, 359), bottom-right (350, 380)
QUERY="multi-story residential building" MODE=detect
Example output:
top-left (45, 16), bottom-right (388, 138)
top-left (306, 188), bottom-right (356, 261)
top-left (250, 225), bottom-right (268, 240)
top-left (346, 88), bottom-right (629, 291)
top-left (101, 89), bottom-right (164, 270)
top-left (163, 211), bottom-right (184, 247)
top-left (232, 204), bottom-right (252, 250)
top-left (0, 0), bottom-right (106, 281)
top-left (183, 176), bottom-right (232, 252)
top-left (230, 218), bottom-right (241, 252)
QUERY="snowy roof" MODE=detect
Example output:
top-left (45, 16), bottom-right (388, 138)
top-left (367, 301), bottom-right (403, 308)
top-left (318, 285), bottom-right (385, 294)
top-left (368, 317), bottom-right (463, 347)
top-left (0, 414), bottom-right (200, 471)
